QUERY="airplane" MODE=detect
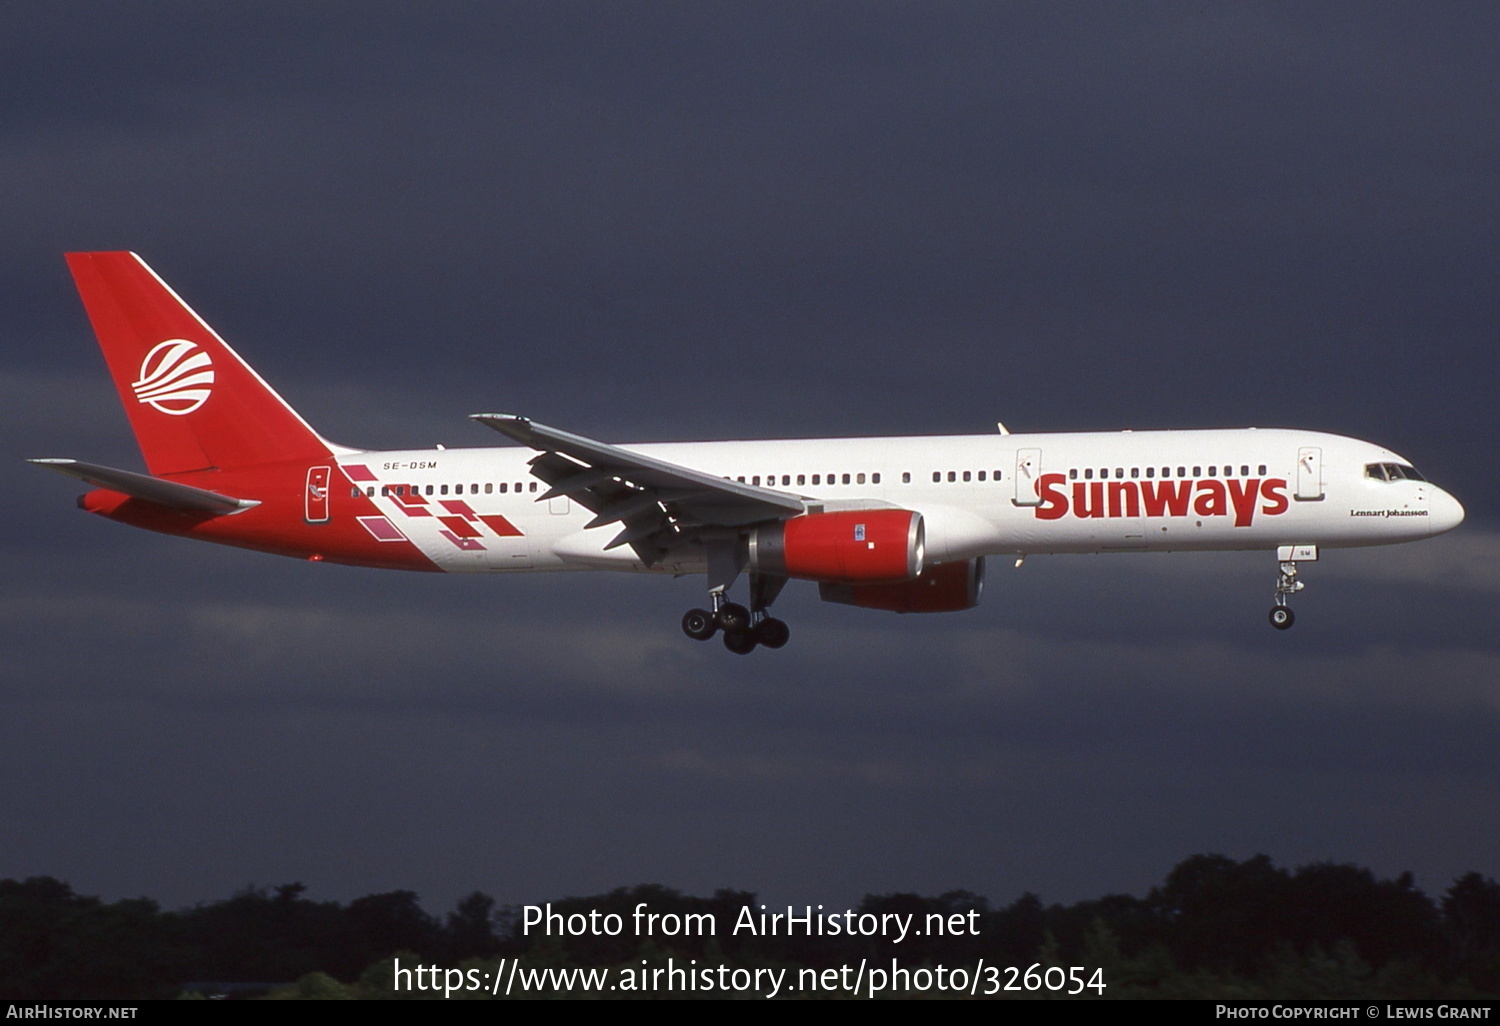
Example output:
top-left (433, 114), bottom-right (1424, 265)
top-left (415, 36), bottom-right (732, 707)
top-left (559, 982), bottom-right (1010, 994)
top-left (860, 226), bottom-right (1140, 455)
top-left (30, 252), bottom-right (1466, 654)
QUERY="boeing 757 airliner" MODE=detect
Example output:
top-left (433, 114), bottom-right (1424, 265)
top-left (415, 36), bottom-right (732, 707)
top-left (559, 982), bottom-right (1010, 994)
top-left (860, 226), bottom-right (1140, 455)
top-left (31, 253), bottom-right (1465, 653)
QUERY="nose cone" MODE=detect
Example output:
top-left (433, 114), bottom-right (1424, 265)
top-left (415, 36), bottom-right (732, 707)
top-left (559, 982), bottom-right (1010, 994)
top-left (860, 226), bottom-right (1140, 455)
top-left (1428, 488), bottom-right (1466, 536)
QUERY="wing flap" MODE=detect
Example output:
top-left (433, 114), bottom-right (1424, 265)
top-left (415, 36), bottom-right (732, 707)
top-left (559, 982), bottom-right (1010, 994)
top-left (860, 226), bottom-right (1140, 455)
top-left (472, 414), bottom-right (806, 568)
top-left (470, 414), bottom-right (805, 520)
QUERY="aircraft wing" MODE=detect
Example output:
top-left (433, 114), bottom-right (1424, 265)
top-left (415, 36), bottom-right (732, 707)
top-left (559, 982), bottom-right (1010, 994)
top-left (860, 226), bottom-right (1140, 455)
top-left (470, 414), bottom-right (806, 565)
top-left (27, 458), bottom-right (258, 514)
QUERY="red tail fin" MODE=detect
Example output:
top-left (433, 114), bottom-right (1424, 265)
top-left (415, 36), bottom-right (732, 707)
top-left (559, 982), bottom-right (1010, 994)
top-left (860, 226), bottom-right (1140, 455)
top-left (65, 252), bottom-right (332, 475)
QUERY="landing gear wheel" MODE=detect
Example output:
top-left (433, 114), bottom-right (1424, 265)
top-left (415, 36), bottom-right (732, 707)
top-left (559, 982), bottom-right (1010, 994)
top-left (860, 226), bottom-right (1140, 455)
top-left (1269, 606), bottom-right (1295, 630)
top-left (717, 602), bottom-right (751, 631)
top-left (755, 617), bottom-right (790, 649)
top-left (722, 628), bottom-right (758, 655)
top-left (682, 608), bottom-right (717, 641)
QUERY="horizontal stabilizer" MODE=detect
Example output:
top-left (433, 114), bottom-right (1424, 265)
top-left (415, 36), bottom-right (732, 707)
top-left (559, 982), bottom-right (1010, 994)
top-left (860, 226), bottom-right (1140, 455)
top-left (27, 458), bottom-right (258, 514)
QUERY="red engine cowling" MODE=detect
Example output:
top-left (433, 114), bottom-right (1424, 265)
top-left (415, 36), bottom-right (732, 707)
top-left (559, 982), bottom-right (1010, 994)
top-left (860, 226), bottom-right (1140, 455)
top-left (819, 557), bottom-right (985, 613)
top-left (748, 509), bottom-right (924, 583)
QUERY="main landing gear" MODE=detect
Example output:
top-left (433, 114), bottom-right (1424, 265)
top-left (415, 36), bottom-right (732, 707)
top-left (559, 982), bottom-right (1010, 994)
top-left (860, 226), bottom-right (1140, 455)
top-left (682, 571), bottom-right (791, 654)
top-left (1268, 545), bottom-right (1315, 631)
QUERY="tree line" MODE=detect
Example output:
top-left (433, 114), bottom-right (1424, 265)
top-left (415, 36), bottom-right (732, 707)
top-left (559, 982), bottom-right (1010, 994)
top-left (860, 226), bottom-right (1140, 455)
top-left (1, 855), bottom-right (1498, 998)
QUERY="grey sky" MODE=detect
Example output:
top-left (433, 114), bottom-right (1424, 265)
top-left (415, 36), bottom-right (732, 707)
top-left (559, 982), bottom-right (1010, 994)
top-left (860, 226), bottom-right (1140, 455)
top-left (3, 3), bottom-right (1496, 913)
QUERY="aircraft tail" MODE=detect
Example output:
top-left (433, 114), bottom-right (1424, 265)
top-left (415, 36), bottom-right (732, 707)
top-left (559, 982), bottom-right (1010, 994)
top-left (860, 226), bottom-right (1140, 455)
top-left (65, 252), bottom-right (333, 476)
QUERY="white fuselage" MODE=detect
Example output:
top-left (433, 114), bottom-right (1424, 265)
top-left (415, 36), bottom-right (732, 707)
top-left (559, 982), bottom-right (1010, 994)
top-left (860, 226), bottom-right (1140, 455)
top-left (336, 427), bottom-right (1465, 575)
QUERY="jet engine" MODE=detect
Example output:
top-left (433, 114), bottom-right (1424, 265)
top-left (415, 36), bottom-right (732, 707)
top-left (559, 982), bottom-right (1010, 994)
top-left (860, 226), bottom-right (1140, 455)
top-left (748, 509), bottom-right (924, 583)
top-left (819, 557), bottom-right (985, 613)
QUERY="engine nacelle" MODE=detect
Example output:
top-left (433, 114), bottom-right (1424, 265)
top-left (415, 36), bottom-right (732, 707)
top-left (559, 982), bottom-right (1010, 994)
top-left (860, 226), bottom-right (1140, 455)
top-left (748, 509), bottom-right (924, 583)
top-left (819, 557), bottom-right (985, 613)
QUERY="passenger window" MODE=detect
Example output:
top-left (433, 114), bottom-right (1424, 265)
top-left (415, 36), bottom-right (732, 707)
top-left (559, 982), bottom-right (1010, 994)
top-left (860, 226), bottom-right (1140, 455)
top-left (500, 483), bottom-right (508, 493)
top-left (842, 473), bottom-right (851, 485)
top-left (1084, 468), bottom-right (1093, 480)
top-left (978, 471), bottom-right (987, 481)
top-left (947, 471), bottom-right (956, 483)
top-left (1145, 467), bottom-right (1154, 478)
top-left (962, 471), bottom-right (970, 482)
top-left (856, 473), bottom-right (866, 484)
top-left (440, 484), bottom-right (448, 495)
top-left (1192, 466), bottom-right (1201, 477)
top-left (872, 472), bottom-right (881, 484)
top-left (1240, 466), bottom-right (1249, 477)
top-left (812, 474), bottom-right (821, 485)
top-left (782, 475), bottom-right (790, 486)
top-left (1115, 468), bottom-right (1123, 479)
top-left (737, 476), bottom-right (745, 483)
top-left (752, 476), bottom-right (761, 486)
top-left (528, 482), bottom-right (536, 492)
top-left (1070, 469), bottom-right (1078, 480)
top-left (994, 470), bottom-right (1002, 480)
top-left (932, 471), bottom-right (940, 483)
top-left (1258, 465), bottom-right (1267, 476)
top-left (797, 474), bottom-right (806, 486)
top-left (902, 472), bottom-right (910, 483)
top-left (1223, 467), bottom-right (1232, 477)
top-left (1130, 467), bottom-right (1139, 479)
top-left (366, 487), bottom-right (375, 497)
top-left (1207, 466), bottom-right (1216, 477)
top-left (1178, 467), bottom-right (1186, 477)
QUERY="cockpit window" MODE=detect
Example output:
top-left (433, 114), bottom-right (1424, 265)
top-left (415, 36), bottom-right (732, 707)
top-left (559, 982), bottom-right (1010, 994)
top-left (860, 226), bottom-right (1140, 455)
top-left (1366, 462), bottom-right (1427, 482)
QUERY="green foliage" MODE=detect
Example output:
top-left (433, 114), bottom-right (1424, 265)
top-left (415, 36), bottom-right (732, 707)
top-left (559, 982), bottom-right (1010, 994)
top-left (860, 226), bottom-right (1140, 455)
top-left (2, 855), bottom-right (1498, 999)
top-left (0, 877), bottom-right (183, 999)
top-left (268, 971), bottom-right (353, 1000)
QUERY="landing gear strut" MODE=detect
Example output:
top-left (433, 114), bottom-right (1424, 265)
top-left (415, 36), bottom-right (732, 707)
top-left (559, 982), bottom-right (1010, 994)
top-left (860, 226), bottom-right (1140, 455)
top-left (679, 549), bottom-right (790, 653)
top-left (681, 592), bottom-right (748, 641)
top-left (1268, 545), bottom-right (1315, 631)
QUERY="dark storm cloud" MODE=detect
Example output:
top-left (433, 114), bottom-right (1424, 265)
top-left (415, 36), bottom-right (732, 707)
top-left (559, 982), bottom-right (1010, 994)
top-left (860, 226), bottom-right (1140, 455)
top-left (3, 519), bottom-right (1496, 909)
top-left (11, 5), bottom-right (1497, 451)
top-left (3, 4), bottom-right (1497, 914)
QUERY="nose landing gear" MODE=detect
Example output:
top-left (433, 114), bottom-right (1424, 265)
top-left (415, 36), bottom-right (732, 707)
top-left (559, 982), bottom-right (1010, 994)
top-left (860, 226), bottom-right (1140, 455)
top-left (1268, 545), bottom-right (1315, 631)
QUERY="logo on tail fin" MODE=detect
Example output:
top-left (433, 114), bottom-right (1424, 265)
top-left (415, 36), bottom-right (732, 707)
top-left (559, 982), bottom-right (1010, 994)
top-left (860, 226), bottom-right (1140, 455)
top-left (133, 339), bottom-right (214, 415)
